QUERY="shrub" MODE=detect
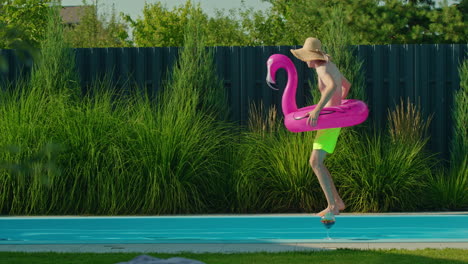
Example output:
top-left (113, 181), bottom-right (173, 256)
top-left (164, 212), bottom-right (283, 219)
top-left (232, 102), bottom-right (322, 213)
top-left (0, 6), bottom-right (233, 215)
top-left (425, 57), bottom-right (468, 210)
top-left (334, 99), bottom-right (435, 212)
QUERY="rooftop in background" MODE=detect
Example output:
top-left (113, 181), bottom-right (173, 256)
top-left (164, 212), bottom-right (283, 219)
top-left (60, 6), bottom-right (92, 25)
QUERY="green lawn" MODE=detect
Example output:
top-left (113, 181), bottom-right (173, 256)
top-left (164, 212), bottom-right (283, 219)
top-left (1, 249), bottom-right (468, 264)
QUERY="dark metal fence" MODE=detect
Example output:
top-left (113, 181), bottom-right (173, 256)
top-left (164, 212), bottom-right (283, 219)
top-left (1, 44), bottom-right (467, 158)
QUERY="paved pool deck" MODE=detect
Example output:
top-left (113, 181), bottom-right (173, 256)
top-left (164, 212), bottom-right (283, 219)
top-left (1, 213), bottom-right (467, 253)
top-left (1, 242), bottom-right (468, 253)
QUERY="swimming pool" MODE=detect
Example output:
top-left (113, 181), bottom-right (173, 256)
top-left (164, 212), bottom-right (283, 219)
top-left (1, 214), bottom-right (467, 245)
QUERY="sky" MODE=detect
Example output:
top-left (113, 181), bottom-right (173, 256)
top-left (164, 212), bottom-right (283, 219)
top-left (60, 0), bottom-right (459, 20)
top-left (60, 0), bottom-right (273, 19)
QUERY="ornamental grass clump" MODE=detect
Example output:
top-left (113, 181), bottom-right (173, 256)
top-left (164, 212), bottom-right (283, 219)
top-left (320, 6), bottom-right (365, 101)
top-left (0, 6), bottom-right (233, 215)
top-left (335, 99), bottom-right (435, 212)
top-left (0, 8), bottom-right (138, 215)
top-left (0, 7), bottom-right (78, 215)
top-left (426, 58), bottom-right (468, 210)
top-left (124, 8), bottom-right (232, 214)
top-left (247, 101), bottom-right (280, 135)
top-left (29, 7), bottom-right (79, 97)
top-left (231, 102), bottom-right (283, 213)
top-left (388, 98), bottom-right (432, 145)
top-left (251, 129), bottom-right (322, 212)
top-left (232, 103), bottom-right (322, 213)
top-left (233, 5), bottom-right (369, 213)
top-left (66, 8), bottom-right (233, 214)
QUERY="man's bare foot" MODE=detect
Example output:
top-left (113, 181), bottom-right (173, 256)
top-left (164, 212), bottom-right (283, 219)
top-left (336, 199), bottom-right (346, 211)
top-left (317, 206), bottom-right (340, 217)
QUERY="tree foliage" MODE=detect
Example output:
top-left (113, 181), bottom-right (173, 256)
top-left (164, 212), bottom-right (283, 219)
top-left (0, 0), bottom-right (49, 49)
top-left (0, 0), bottom-right (130, 52)
top-left (125, 0), bottom-right (466, 47)
top-left (0, 0), bottom-right (49, 72)
top-left (1, 0), bottom-right (465, 52)
top-left (264, 0), bottom-right (467, 45)
top-left (123, 1), bottom-right (195, 47)
top-left (124, 0), bottom-right (289, 47)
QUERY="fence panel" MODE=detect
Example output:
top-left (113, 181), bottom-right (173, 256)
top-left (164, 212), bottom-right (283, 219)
top-left (0, 44), bottom-right (466, 158)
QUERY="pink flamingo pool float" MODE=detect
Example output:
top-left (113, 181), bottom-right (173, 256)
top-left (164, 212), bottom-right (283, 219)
top-left (266, 54), bottom-right (369, 133)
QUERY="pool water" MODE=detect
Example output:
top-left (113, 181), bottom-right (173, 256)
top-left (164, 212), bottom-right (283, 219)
top-left (1, 215), bottom-right (467, 244)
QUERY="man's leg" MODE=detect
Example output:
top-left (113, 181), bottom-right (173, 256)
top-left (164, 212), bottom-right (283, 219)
top-left (311, 128), bottom-right (344, 216)
top-left (323, 164), bottom-right (345, 212)
top-left (310, 149), bottom-right (341, 216)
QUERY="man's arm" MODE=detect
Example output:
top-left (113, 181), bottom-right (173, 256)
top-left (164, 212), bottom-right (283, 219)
top-left (341, 75), bottom-right (351, 99)
top-left (307, 70), bottom-right (336, 126)
top-left (315, 71), bottom-right (337, 111)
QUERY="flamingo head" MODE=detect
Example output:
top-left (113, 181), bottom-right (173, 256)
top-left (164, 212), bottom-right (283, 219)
top-left (266, 54), bottom-right (292, 90)
top-left (265, 54), bottom-right (298, 115)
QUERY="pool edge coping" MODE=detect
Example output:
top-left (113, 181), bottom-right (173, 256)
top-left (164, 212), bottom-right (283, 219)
top-left (1, 212), bottom-right (468, 219)
top-left (1, 242), bottom-right (468, 253)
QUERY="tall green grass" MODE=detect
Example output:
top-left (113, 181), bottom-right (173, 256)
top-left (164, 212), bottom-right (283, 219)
top-left (233, 103), bottom-right (322, 213)
top-left (124, 9), bottom-right (232, 214)
top-left (0, 6), bottom-right (233, 215)
top-left (312, 6), bottom-right (440, 212)
top-left (0, 4), bottom-right (462, 215)
top-left (29, 7), bottom-right (79, 97)
top-left (425, 58), bottom-right (468, 210)
top-left (388, 98), bottom-right (433, 145)
top-left (320, 5), bottom-right (366, 101)
top-left (334, 99), bottom-right (435, 212)
top-left (232, 5), bottom-right (370, 214)
top-left (451, 58), bottom-right (468, 168)
top-left (0, 7), bottom-right (77, 214)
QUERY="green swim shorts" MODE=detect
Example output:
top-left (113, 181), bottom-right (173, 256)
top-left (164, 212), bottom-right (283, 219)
top-left (313, 127), bottom-right (341, 154)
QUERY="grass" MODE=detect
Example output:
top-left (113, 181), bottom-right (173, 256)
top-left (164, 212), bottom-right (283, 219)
top-left (1, 249), bottom-right (468, 264)
top-left (388, 98), bottom-right (432, 145)
top-left (0, 0), bottom-right (465, 216)
top-left (425, 57), bottom-right (468, 211)
top-left (329, 99), bottom-right (435, 212)
top-left (238, 128), bottom-right (322, 213)
top-left (0, 5), bottom-right (233, 215)
top-left (304, 5), bottom-right (436, 213)
top-left (233, 102), bottom-right (323, 213)
top-left (320, 5), bottom-right (366, 101)
top-left (230, 4), bottom-right (371, 214)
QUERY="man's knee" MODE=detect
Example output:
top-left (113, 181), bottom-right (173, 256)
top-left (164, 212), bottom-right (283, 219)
top-left (310, 151), bottom-right (325, 170)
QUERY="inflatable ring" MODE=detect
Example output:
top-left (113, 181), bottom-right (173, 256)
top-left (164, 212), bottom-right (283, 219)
top-left (266, 54), bottom-right (368, 133)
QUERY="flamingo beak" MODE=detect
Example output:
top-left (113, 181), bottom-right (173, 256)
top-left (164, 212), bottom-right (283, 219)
top-left (266, 59), bottom-right (279, 90)
top-left (267, 80), bottom-right (279, 90)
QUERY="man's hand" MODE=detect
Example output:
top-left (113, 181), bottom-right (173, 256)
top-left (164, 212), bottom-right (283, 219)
top-left (307, 108), bottom-right (320, 127)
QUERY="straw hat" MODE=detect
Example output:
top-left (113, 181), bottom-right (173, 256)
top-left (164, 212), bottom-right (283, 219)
top-left (291, 37), bottom-right (329, 62)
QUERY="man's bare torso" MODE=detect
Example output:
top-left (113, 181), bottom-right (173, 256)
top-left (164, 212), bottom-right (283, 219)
top-left (316, 61), bottom-right (343, 107)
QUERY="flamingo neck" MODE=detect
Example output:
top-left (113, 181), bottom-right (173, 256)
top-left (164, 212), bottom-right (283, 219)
top-left (281, 63), bottom-right (298, 115)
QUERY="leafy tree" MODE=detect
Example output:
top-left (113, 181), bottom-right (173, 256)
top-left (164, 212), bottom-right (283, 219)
top-left (0, 0), bottom-right (49, 72)
top-left (123, 1), bottom-right (197, 47)
top-left (456, 0), bottom-right (468, 22)
top-left (237, 5), bottom-right (290, 45)
top-left (264, 0), bottom-right (467, 44)
top-left (204, 10), bottom-right (247, 46)
top-left (0, 0), bottom-right (49, 49)
top-left (404, 0), bottom-right (435, 5)
top-left (124, 0), bottom-right (291, 47)
top-left (125, 0), bottom-right (244, 47)
top-left (427, 1), bottom-right (467, 43)
top-left (62, 0), bottom-right (131, 48)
